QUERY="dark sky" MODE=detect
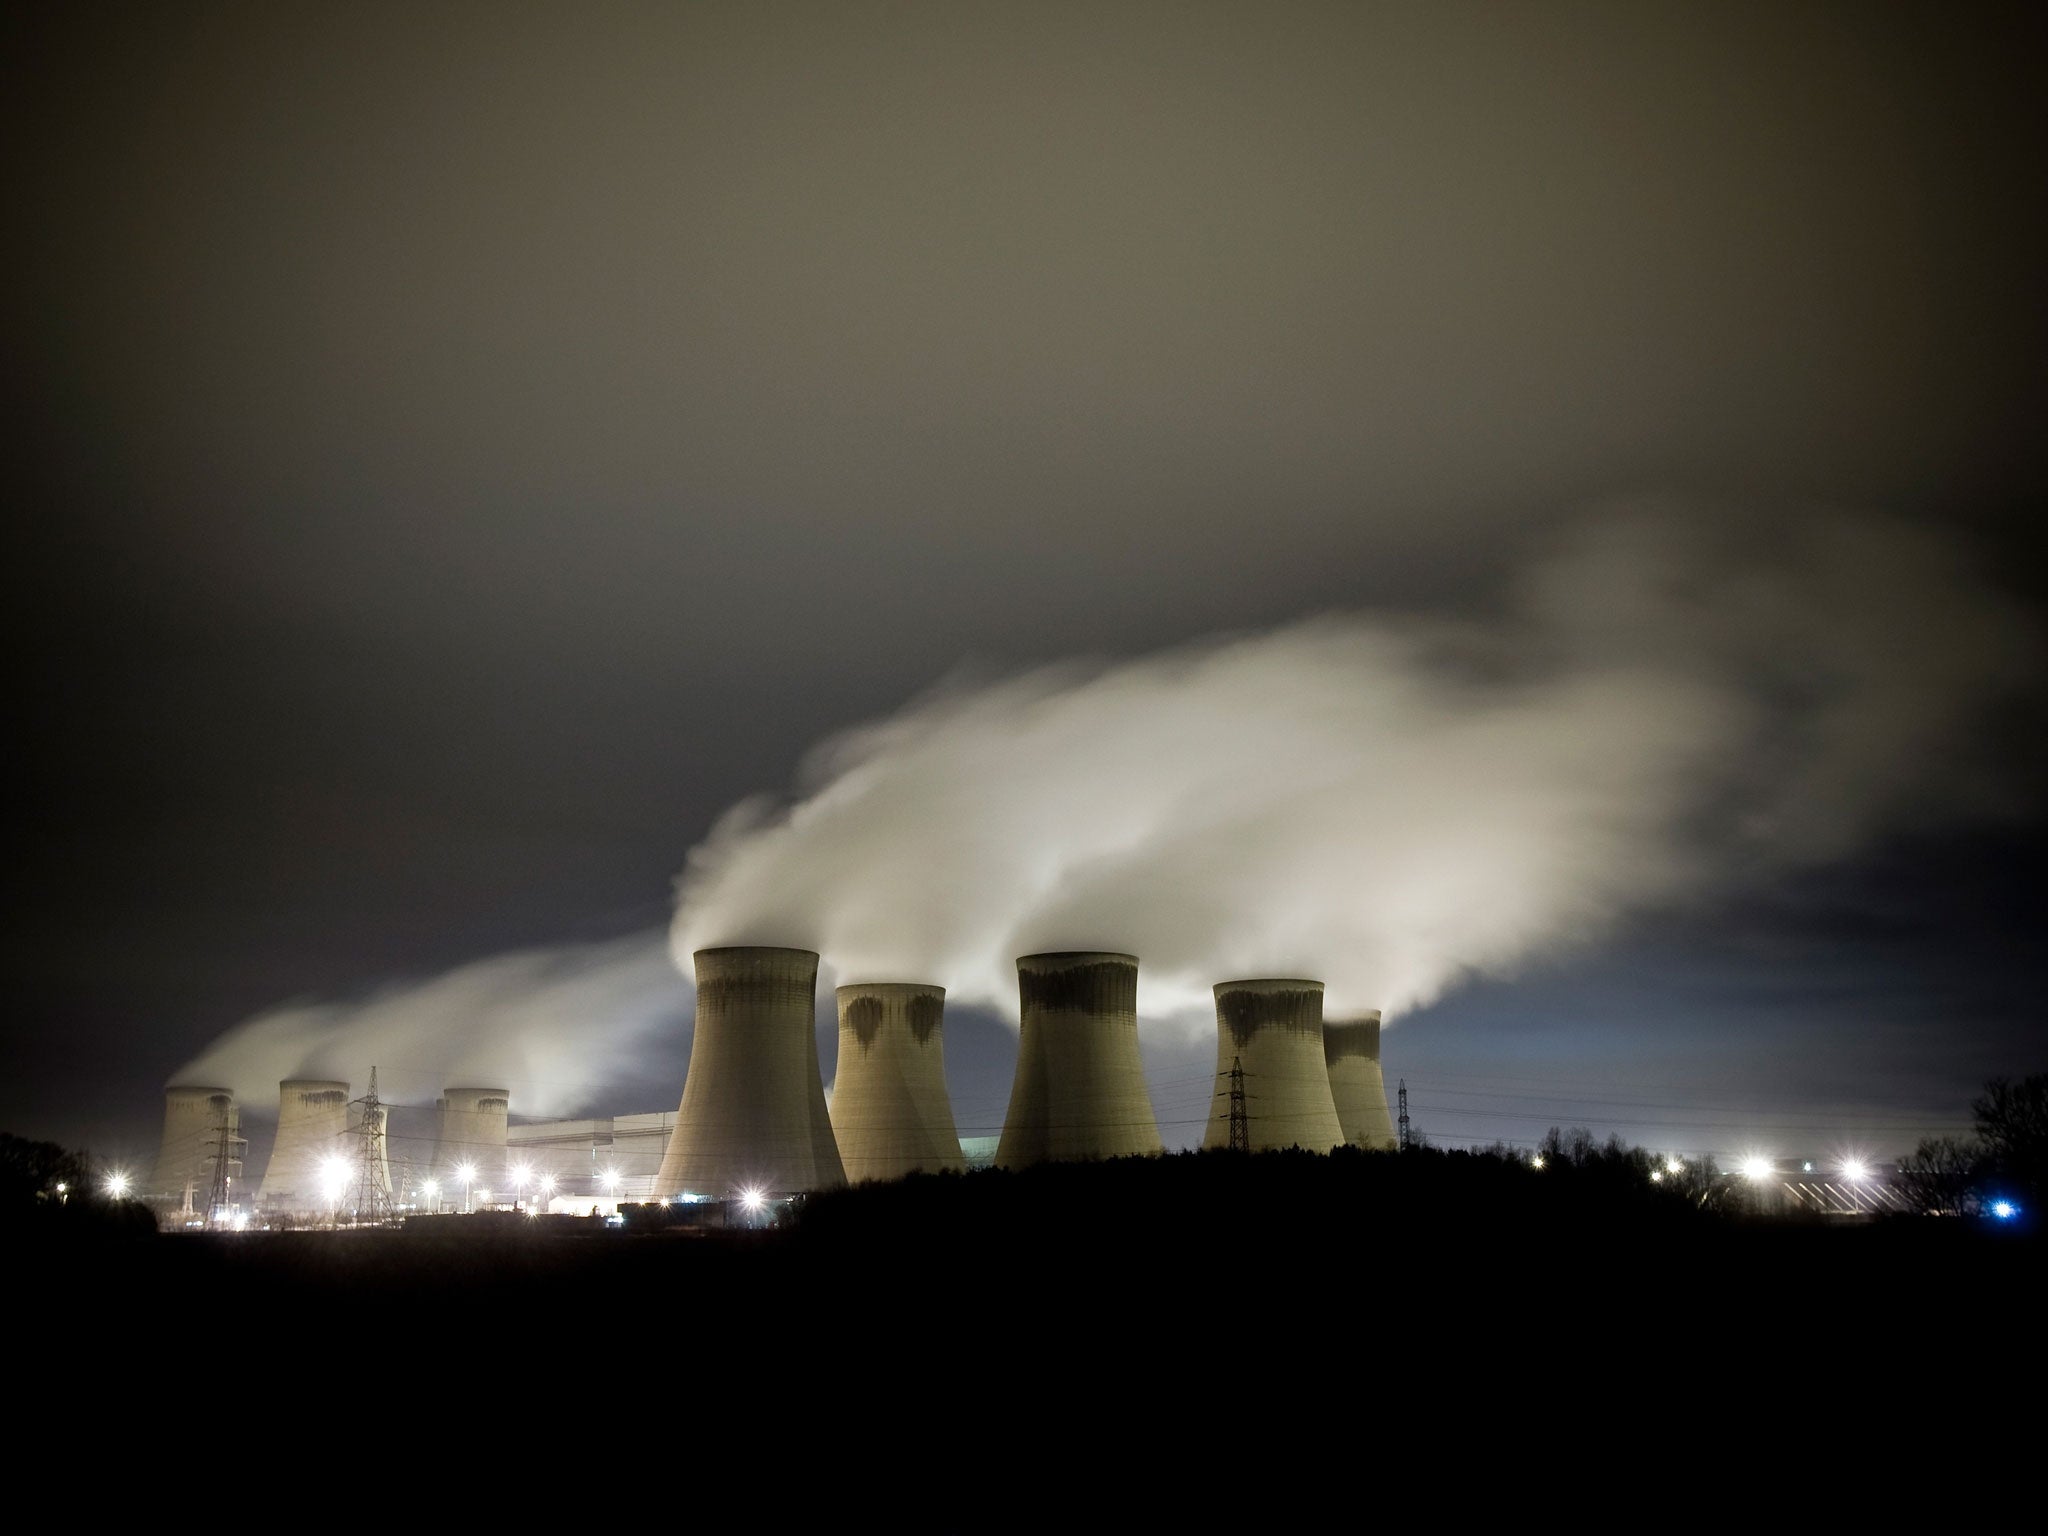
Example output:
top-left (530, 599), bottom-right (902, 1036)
top-left (8, 2), bottom-right (2044, 1169)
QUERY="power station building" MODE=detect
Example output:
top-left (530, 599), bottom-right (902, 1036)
top-left (996, 951), bottom-right (1162, 1169)
top-left (506, 1111), bottom-right (676, 1208)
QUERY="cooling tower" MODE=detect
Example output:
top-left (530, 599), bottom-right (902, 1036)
top-left (1203, 979), bottom-right (1344, 1153)
top-left (1325, 1011), bottom-right (1397, 1150)
top-left (148, 1086), bottom-right (241, 1204)
top-left (995, 952), bottom-right (1162, 1169)
top-left (435, 1087), bottom-right (510, 1194)
top-left (656, 947), bottom-right (845, 1197)
top-left (258, 1080), bottom-right (351, 1211)
top-left (830, 983), bottom-right (964, 1182)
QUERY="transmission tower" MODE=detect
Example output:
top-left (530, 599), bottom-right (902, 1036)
top-left (346, 1066), bottom-right (394, 1225)
top-left (1227, 1055), bottom-right (1251, 1153)
top-left (1396, 1078), bottom-right (1410, 1152)
top-left (204, 1111), bottom-right (234, 1229)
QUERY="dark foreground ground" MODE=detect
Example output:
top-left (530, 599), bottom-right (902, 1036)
top-left (24, 1150), bottom-right (2039, 1520)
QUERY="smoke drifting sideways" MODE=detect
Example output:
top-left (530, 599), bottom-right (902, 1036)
top-left (679, 505), bottom-right (2040, 1028)
top-left (171, 934), bottom-right (689, 1117)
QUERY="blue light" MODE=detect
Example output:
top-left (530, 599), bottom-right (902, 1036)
top-left (1990, 1200), bottom-right (2018, 1220)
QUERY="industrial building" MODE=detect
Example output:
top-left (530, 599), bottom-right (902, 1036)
top-left (506, 1111), bottom-right (676, 1209)
top-left (143, 941), bottom-right (1415, 1225)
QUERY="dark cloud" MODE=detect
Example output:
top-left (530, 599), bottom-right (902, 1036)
top-left (5, 3), bottom-right (2042, 1156)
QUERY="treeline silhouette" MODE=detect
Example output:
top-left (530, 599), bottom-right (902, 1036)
top-left (1899, 1072), bottom-right (2046, 1214)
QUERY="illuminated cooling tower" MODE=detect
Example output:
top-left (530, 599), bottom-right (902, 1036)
top-left (995, 952), bottom-right (1162, 1169)
top-left (1203, 979), bottom-right (1344, 1153)
top-left (830, 983), bottom-right (964, 1182)
top-left (1324, 1011), bottom-right (1397, 1150)
top-left (148, 1086), bottom-right (241, 1204)
top-left (435, 1087), bottom-right (511, 1191)
top-left (258, 1079), bottom-right (350, 1211)
top-left (655, 947), bottom-right (845, 1197)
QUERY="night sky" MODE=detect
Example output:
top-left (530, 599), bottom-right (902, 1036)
top-left (9, 3), bottom-right (2043, 1174)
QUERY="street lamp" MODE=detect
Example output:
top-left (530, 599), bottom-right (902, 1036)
top-left (457, 1161), bottom-right (477, 1214)
top-left (538, 1173), bottom-right (557, 1214)
top-left (421, 1177), bottom-right (440, 1213)
top-left (511, 1162), bottom-right (532, 1212)
top-left (600, 1166), bottom-right (621, 1213)
top-left (103, 1171), bottom-right (129, 1200)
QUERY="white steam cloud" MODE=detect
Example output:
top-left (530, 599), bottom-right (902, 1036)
top-left (678, 505), bottom-right (2037, 1025)
top-left (172, 503), bottom-right (2038, 1108)
top-left (172, 933), bottom-right (688, 1116)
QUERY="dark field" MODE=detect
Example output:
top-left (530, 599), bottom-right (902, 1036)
top-left (29, 1150), bottom-right (2038, 1516)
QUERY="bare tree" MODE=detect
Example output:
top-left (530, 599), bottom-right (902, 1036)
top-left (1971, 1073), bottom-right (2047, 1204)
top-left (1895, 1135), bottom-right (1986, 1216)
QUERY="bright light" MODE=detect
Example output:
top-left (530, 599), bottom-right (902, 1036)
top-left (1529, 1156), bottom-right (1545, 1171)
top-left (1650, 1170), bottom-right (1663, 1183)
top-left (320, 1156), bottom-right (352, 1198)
top-left (1741, 1156), bottom-right (1774, 1181)
top-left (55, 1182), bottom-right (68, 1194)
top-left (512, 1163), bottom-right (532, 1189)
top-left (1664, 1159), bottom-right (1683, 1176)
top-left (456, 1162), bottom-right (476, 1185)
top-left (476, 1189), bottom-right (491, 1204)
top-left (422, 1179), bottom-right (440, 1197)
top-left (740, 1187), bottom-right (766, 1211)
top-left (1841, 1159), bottom-right (1869, 1181)
top-left (104, 1171), bottom-right (130, 1199)
top-left (1991, 1200), bottom-right (2018, 1220)
top-left (540, 1174), bottom-right (557, 1193)
top-left (600, 1167), bottom-right (621, 1191)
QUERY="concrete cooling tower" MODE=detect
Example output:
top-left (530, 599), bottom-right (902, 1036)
top-left (148, 1086), bottom-right (241, 1205)
top-left (259, 1080), bottom-right (351, 1211)
top-left (1203, 979), bottom-right (1344, 1153)
top-left (1325, 1011), bottom-right (1397, 1150)
top-left (656, 946), bottom-right (845, 1198)
top-left (996, 952), bottom-right (1162, 1170)
top-left (830, 983), bottom-right (964, 1182)
top-left (434, 1087), bottom-right (510, 1194)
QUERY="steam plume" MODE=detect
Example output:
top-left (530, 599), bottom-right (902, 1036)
top-left (172, 503), bottom-right (2038, 1106)
top-left (678, 505), bottom-right (2037, 1023)
top-left (172, 933), bottom-right (687, 1115)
